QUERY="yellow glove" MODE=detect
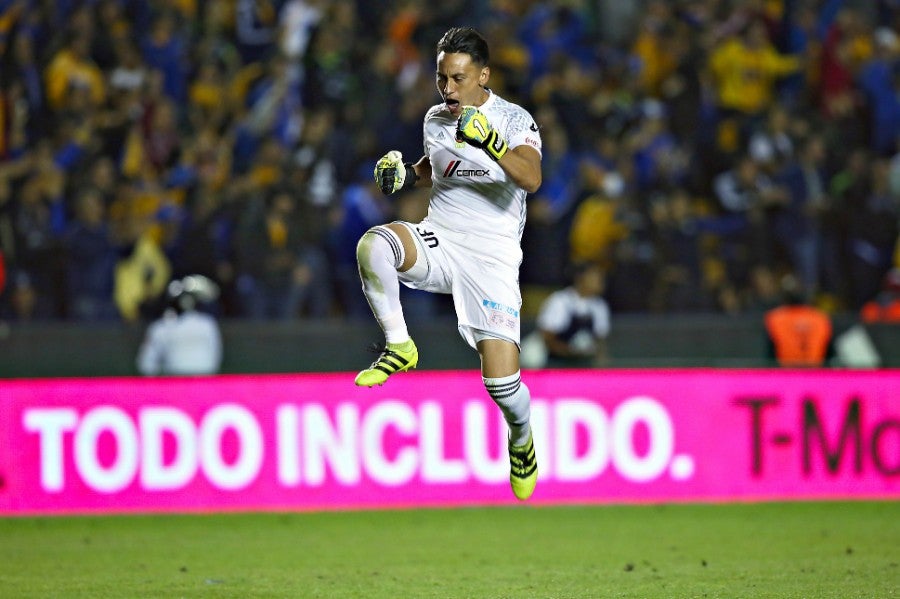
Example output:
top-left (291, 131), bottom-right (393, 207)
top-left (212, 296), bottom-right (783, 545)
top-left (373, 151), bottom-right (418, 195)
top-left (455, 106), bottom-right (508, 161)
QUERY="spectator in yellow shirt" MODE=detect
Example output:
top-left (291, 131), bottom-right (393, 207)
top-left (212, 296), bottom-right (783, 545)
top-left (44, 33), bottom-right (106, 111)
top-left (709, 19), bottom-right (802, 117)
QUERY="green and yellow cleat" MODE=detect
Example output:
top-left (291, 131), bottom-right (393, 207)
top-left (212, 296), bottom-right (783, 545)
top-left (509, 433), bottom-right (538, 501)
top-left (354, 339), bottom-right (419, 387)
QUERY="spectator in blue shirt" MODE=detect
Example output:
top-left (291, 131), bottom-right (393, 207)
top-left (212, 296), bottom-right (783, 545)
top-left (63, 188), bottom-right (117, 320)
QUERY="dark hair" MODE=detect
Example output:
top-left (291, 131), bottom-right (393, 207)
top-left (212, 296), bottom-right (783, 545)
top-left (436, 27), bottom-right (490, 66)
top-left (568, 260), bottom-right (604, 281)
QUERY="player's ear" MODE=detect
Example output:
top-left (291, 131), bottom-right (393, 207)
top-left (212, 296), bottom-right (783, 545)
top-left (479, 66), bottom-right (490, 86)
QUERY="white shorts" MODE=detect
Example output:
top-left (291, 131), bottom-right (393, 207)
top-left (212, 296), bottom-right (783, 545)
top-left (395, 219), bottom-right (523, 349)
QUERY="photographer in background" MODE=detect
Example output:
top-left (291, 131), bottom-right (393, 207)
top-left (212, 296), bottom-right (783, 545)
top-left (136, 274), bottom-right (223, 376)
top-left (533, 260), bottom-right (611, 368)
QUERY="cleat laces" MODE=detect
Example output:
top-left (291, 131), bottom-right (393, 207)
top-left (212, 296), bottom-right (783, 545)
top-left (509, 438), bottom-right (537, 480)
top-left (365, 342), bottom-right (413, 375)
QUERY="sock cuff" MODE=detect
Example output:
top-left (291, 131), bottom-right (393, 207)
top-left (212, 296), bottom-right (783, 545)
top-left (483, 371), bottom-right (522, 400)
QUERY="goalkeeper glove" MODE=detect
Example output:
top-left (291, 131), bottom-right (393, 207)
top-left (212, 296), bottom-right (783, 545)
top-left (373, 150), bottom-right (418, 195)
top-left (455, 106), bottom-right (508, 161)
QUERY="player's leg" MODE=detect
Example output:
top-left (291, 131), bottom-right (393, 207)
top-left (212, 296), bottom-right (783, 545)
top-left (478, 336), bottom-right (537, 501)
top-left (478, 337), bottom-right (531, 444)
top-left (354, 223), bottom-right (420, 386)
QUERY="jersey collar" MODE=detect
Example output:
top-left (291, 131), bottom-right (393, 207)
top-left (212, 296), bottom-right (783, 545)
top-left (477, 87), bottom-right (496, 111)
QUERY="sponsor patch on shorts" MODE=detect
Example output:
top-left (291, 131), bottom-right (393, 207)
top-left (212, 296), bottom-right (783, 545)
top-left (483, 298), bottom-right (519, 331)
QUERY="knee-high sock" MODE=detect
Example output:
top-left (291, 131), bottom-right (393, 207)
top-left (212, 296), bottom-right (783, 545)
top-left (357, 227), bottom-right (409, 343)
top-left (484, 371), bottom-right (531, 446)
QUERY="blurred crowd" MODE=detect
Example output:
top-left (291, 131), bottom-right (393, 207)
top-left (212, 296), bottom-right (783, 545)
top-left (0, 0), bottom-right (899, 324)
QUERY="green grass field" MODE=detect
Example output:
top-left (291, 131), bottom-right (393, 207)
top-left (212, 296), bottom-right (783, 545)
top-left (1, 501), bottom-right (897, 598)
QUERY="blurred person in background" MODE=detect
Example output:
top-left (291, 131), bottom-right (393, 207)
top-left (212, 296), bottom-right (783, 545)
top-left (235, 0), bottom-right (280, 64)
top-left (0, 174), bottom-right (14, 284)
top-left (136, 274), bottom-right (223, 376)
top-left (357, 27), bottom-right (542, 501)
top-left (113, 208), bottom-right (173, 323)
top-left (568, 161), bottom-right (645, 311)
top-left (747, 103), bottom-right (795, 172)
top-left (533, 260), bottom-right (611, 369)
top-left (860, 266), bottom-right (900, 322)
top-left (521, 107), bottom-right (580, 290)
top-left (140, 9), bottom-right (190, 105)
top-left (825, 146), bottom-right (870, 302)
top-left (772, 133), bottom-right (829, 302)
top-left (44, 31), bottom-right (107, 113)
top-left (236, 186), bottom-right (315, 320)
top-left (0, 270), bottom-right (49, 321)
top-left (516, 3), bottom-right (593, 94)
top-left (8, 22), bottom-right (44, 140)
top-left (646, 188), bottom-right (707, 312)
top-left (857, 25), bottom-right (900, 157)
top-left (626, 98), bottom-right (689, 195)
top-left (764, 273), bottom-right (833, 367)
top-left (329, 164), bottom-right (396, 320)
top-left (62, 188), bottom-right (117, 320)
top-left (712, 152), bottom-right (789, 291)
top-left (568, 163), bottom-right (629, 269)
top-left (708, 17), bottom-right (804, 130)
top-left (743, 264), bottom-right (785, 314)
top-left (816, 6), bottom-right (871, 142)
top-left (847, 158), bottom-right (899, 308)
top-left (13, 168), bottom-right (66, 318)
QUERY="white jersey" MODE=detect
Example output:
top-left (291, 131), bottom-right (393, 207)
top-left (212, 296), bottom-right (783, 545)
top-left (423, 90), bottom-right (542, 246)
top-left (537, 287), bottom-right (611, 341)
top-left (136, 309), bottom-right (223, 376)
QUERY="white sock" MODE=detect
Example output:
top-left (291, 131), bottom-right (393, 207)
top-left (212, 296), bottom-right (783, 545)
top-left (483, 371), bottom-right (531, 446)
top-left (357, 227), bottom-right (410, 344)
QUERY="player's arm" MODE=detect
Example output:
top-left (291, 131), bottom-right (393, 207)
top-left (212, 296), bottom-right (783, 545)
top-left (540, 329), bottom-right (575, 358)
top-left (410, 155), bottom-right (432, 187)
top-left (536, 298), bottom-right (578, 358)
top-left (456, 106), bottom-right (541, 193)
top-left (373, 152), bottom-right (432, 195)
top-left (496, 144), bottom-right (541, 193)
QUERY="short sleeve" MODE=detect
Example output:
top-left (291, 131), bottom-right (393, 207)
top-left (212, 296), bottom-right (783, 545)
top-left (505, 107), bottom-right (542, 156)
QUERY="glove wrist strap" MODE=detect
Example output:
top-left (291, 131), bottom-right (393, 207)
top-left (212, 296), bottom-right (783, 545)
top-left (402, 162), bottom-right (419, 190)
top-left (483, 130), bottom-right (508, 161)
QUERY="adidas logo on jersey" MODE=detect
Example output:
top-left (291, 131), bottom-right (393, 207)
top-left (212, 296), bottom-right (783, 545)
top-left (437, 129), bottom-right (466, 148)
top-left (443, 160), bottom-right (490, 178)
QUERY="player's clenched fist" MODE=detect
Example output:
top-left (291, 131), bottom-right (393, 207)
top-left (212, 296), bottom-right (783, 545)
top-left (373, 151), bottom-right (418, 195)
top-left (455, 106), bottom-right (508, 161)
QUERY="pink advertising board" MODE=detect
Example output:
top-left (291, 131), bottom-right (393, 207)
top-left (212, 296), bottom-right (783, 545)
top-left (0, 369), bottom-right (897, 515)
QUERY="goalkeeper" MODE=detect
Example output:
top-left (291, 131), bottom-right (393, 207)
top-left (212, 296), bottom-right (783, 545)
top-left (354, 26), bottom-right (543, 501)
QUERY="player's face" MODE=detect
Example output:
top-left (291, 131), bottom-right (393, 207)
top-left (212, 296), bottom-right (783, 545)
top-left (436, 51), bottom-right (489, 117)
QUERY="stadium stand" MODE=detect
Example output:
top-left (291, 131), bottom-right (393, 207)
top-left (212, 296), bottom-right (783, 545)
top-left (0, 0), bottom-right (897, 329)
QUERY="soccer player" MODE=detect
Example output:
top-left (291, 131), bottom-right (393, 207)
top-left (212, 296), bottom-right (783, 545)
top-left (354, 26), bottom-right (543, 501)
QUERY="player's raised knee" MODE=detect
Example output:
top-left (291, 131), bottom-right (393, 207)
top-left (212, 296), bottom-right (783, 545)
top-left (357, 226), bottom-right (404, 271)
top-left (356, 229), bottom-right (377, 264)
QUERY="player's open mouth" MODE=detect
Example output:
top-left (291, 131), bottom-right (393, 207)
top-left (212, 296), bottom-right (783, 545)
top-left (445, 98), bottom-right (459, 111)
